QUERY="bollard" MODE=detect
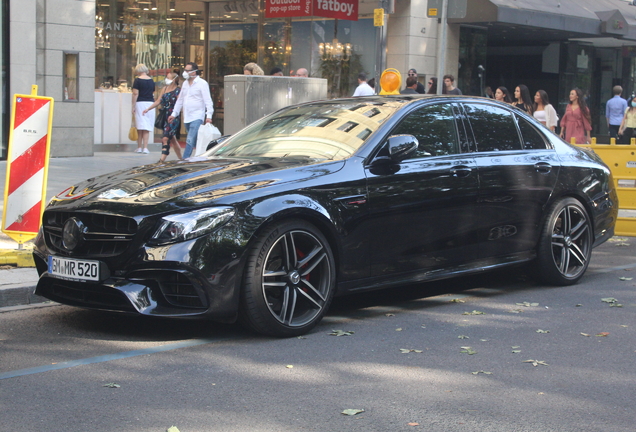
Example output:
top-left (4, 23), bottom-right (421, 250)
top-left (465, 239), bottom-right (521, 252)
top-left (570, 137), bottom-right (576, 145)
top-left (591, 137), bottom-right (596, 144)
top-left (610, 137), bottom-right (616, 145)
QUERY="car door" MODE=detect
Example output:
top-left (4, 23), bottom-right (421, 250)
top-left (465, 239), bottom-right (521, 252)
top-left (461, 102), bottom-right (560, 258)
top-left (364, 102), bottom-right (480, 279)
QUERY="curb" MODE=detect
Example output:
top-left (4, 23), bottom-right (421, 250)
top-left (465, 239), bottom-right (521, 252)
top-left (0, 285), bottom-right (47, 309)
top-left (0, 249), bottom-right (35, 267)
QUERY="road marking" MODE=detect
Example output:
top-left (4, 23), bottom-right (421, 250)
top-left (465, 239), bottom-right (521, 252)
top-left (0, 337), bottom-right (234, 380)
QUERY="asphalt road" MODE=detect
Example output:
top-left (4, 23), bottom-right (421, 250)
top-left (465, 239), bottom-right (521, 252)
top-left (1, 238), bottom-right (635, 432)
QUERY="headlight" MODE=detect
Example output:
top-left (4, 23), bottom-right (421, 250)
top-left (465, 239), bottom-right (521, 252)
top-left (150, 207), bottom-right (235, 245)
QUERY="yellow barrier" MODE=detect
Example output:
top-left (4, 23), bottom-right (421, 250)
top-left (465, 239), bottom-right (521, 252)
top-left (575, 141), bottom-right (636, 237)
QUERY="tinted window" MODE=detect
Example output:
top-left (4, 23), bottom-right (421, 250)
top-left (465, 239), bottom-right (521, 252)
top-left (464, 104), bottom-right (521, 152)
top-left (391, 104), bottom-right (459, 158)
top-left (516, 115), bottom-right (548, 150)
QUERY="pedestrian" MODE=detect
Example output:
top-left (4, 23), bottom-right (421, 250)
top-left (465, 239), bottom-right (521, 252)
top-left (294, 68), bottom-right (309, 78)
top-left (400, 76), bottom-right (419, 94)
top-left (512, 84), bottom-right (534, 115)
top-left (494, 86), bottom-right (512, 103)
top-left (352, 72), bottom-right (375, 96)
top-left (533, 90), bottom-right (558, 132)
top-left (560, 88), bottom-right (592, 145)
top-left (484, 86), bottom-right (494, 98)
top-left (406, 68), bottom-right (425, 94)
top-left (243, 62), bottom-right (264, 75)
top-left (143, 70), bottom-right (183, 163)
top-left (167, 62), bottom-right (214, 159)
top-left (367, 78), bottom-right (375, 90)
top-left (131, 63), bottom-right (155, 154)
top-left (606, 85), bottom-right (627, 141)
top-left (618, 94), bottom-right (636, 144)
top-left (426, 77), bottom-right (447, 94)
top-left (270, 67), bottom-right (283, 76)
top-left (443, 74), bottom-right (462, 95)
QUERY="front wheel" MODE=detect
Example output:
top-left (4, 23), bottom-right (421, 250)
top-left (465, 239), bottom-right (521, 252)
top-left (240, 219), bottom-right (336, 337)
top-left (537, 198), bottom-right (592, 286)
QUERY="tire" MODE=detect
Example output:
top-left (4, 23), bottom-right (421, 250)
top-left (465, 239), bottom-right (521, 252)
top-left (537, 197), bottom-right (592, 286)
top-left (240, 219), bottom-right (336, 337)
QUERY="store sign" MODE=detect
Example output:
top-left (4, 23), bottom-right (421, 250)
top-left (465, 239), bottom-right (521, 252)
top-left (265, 0), bottom-right (358, 21)
top-left (265, 0), bottom-right (312, 18)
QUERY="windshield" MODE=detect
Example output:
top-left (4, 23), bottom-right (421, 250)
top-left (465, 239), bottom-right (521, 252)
top-left (206, 100), bottom-right (404, 161)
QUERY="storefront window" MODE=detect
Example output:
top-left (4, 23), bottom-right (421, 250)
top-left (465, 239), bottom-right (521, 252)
top-left (63, 52), bottom-right (79, 101)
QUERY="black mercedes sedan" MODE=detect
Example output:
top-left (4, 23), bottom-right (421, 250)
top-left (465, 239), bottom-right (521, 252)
top-left (33, 96), bottom-right (618, 336)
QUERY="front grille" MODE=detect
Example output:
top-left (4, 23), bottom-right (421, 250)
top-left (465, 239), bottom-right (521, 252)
top-left (44, 211), bottom-right (138, 257)
top-left (157, 272), bottom-right (205, 308)
top-left (39, 280), bottom-right (136, 312)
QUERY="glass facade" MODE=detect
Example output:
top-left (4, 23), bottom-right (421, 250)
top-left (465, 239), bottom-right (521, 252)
top-left (94, 0), bottom-right (375, 134)
top-left (1, 0), bottom-right (7, 158)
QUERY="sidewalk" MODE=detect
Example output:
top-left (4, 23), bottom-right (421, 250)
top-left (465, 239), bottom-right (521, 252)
top-left (0, 150), bottom-right (178, 309)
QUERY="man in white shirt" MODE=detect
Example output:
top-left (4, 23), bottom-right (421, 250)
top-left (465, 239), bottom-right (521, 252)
top-left (352, 73), bottom-right (374, 96)
top-left (168, 62), bottom-right (214, 158)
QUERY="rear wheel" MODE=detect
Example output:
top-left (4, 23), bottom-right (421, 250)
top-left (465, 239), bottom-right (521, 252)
top-left (240, 219), bottom-right (336, 337)
top-left (537, 197), bottom-right (592, 285)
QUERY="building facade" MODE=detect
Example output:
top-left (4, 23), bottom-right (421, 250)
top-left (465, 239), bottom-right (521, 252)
top-left (2, 0), bottom-right (636, 158)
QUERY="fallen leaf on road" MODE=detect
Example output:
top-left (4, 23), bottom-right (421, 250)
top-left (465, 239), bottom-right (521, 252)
top-left (450, 299), bottom-right (465, 303)
top-left (596, 332), bottom-right (610, 337)
top-left (297, 336), bottom-right (306, 339)
top-left (619, 277), bottom-right (633, 281)
top-left (385, 313), bottom-right (395, 317)
top-left (400, 349), bottom-right (423, 353)
top-left (395, 328), bottom-right (403, 331)
top-left (286, 365), bottom-right (294, 369)
top-left (601, 297), bottom-right (618, 303)
top-left (167, 427), bottom-right (180, 432)
top-left (471, 370), bottom-right (492, 375)
top-left (508, 309), bottom-right (524, 313)
top-left (341, 409), bottom-right (365, 416)
top-left (462, 310), bottom-right (486, 315)
top-left (536, 329), bottom-right (550, 333)
top-left (460, 347), bottom-right (477, 355)
top-left (580, 333), bottom-right (590, 337)
top-left (329, 330), bottom-right (354, 336)
top-left (407, 422), bottom-right (420, 426)
top-left (102, 383), bottom-right (120, 388)
top-left (576, 304), bottom-right (582, 307)
top-left (458, 335), bottom-right (469, 339)
top-left (523, 359), bottom-right (548, 366)
top-left (516, 302), bottom-right (539, 307)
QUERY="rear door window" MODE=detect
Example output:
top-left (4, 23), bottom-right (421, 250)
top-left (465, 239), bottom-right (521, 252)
top-left (463, 104), bottom-right (521, 152)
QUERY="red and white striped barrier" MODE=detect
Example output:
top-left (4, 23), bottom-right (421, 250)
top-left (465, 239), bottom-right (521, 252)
top-left (2, 85), bottom-right (54, 244)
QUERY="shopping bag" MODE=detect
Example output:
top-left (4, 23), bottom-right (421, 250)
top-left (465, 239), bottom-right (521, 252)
top-left (128, 113), bottom-right (138, 141)
top-left (195, 123), bottom-right (222, 156)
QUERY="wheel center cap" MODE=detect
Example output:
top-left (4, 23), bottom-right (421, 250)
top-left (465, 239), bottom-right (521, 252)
top-left (289, 270), bottom-right (301, 285)
top-left (564, 236), bottom-right (572, 247)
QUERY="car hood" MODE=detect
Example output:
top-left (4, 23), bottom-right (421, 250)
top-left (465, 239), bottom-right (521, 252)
top-left (46, 156), bottom-right (345, 216)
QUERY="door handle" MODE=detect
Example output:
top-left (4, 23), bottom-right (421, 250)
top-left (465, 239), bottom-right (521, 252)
top-left (450, 166), bottom-right (472, 177)
top-left (534, 162), bottom-right (552, 174)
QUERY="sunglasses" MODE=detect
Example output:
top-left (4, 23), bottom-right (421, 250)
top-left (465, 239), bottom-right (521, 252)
top-left (428, 82), bottom-right (433, 85)
top-left (408, 73), bottom-right (416, 76)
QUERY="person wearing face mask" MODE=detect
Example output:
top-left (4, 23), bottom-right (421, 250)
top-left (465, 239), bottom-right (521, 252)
top-left (618, 95), bottom-right (636, 144)
top-left (168, 62), bottom-right (214, 159)
top-left (143, 70), bottom-right (183, 162)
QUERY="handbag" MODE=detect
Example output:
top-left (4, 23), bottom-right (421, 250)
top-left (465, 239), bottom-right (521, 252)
top-left (128, 113), bottom-right (138, 141)
top-left (154, 107), bottom-right (167, 130)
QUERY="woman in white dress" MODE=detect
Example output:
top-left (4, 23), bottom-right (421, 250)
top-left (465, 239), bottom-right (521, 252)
top-left (533, 90), bottom-right (558, 132)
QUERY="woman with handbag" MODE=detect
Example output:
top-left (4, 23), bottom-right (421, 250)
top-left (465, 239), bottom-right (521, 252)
top-left (132, 64), bottom-right (155, 154)
top-left (143, 71), bottom-right (183, 162)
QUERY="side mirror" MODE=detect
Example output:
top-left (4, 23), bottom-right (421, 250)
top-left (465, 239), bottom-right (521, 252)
top-left (206, 135), bottom-right (230, 152)
top-left (388, 134), bottom-right (418, 163)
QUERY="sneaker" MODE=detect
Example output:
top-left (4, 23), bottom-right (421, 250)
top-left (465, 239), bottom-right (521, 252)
top-left (134, 148), bottom-right (142, 153)
top-left (142, 148), bottom-right (149, 154)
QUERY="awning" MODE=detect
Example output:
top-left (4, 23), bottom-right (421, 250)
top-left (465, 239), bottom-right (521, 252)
top-left (449, 0), bottom-right (636, 42)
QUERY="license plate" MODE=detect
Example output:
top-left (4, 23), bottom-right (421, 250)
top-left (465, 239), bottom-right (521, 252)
top-left (48, 256), bottom-right (100, 281)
